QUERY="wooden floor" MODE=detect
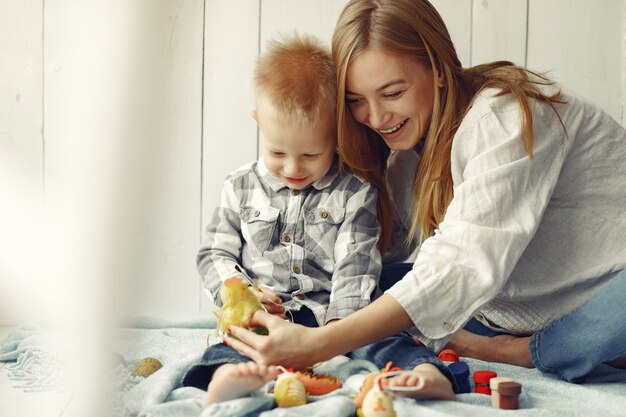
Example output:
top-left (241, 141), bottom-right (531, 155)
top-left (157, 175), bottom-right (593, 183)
top-left (0, 327), bottom-right (73, 417)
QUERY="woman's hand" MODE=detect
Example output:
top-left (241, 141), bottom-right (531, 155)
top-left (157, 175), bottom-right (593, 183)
top-left (248, 286), bottom-right (287, 319)
top-left (225, 310), bottom-right (326, 369)
top-left (226, 294), bottom-right (414, 369)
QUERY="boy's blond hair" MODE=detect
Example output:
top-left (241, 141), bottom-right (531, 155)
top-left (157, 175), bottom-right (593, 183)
top-left (255, 34), bottom-right (336, 126)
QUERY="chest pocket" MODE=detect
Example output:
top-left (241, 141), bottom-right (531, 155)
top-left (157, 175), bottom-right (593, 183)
top-left (303, 207), bottom-right (346, 260)
top-left (241, 206), bottom-right (280, 255)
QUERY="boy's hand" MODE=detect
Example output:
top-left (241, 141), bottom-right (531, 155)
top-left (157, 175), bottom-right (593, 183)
top-left (248, 286), bottom-right (287, 319)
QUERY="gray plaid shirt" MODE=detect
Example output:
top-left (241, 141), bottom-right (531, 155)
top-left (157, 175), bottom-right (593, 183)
top-left (198, 157), bottom-right (381, 326)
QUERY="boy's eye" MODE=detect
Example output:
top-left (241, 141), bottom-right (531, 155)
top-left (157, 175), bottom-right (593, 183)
top-left (271, 151), bottom-right (285, 157)
top-left (304, 154), bottom-right (319, 158)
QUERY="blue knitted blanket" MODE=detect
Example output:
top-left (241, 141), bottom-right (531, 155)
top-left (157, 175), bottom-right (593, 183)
top-left (2, 317), bottom-right (626, 417)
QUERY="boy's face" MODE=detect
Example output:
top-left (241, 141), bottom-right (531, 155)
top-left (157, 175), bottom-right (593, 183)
top-left (256, 105), bottom-right (336, 190)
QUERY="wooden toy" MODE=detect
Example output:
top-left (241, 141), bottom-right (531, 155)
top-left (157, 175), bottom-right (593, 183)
top-left (438, 349), bottom-right (459, 363)
top-left (360, 377), bottom-right (396, 417)
top-left (489, 377), bottom-right (514, 408)
top-left (496, 381), bottom-right (522, 410)
top-left (216, 276), bottom-right (266, 337)
top-left (294, 370), bottom-right (342, 395)
top-left (473, 370), bottom-right (497, 395)
top-left (353, 362), bottom-right (401, 408)
top-left (355, 366), bottom-right (425, 417)
top-left (135, 357), bottom-right (163, 378)
top-left (448, 361), bottom-right (471, 394)
top-left (274, 372), bottom-right (308, 408)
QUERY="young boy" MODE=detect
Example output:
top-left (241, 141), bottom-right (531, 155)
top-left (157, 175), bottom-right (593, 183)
top-left (181, 34), bottom-right (383, 405)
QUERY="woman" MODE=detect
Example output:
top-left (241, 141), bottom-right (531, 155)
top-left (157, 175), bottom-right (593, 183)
top-left (226, 0), bottom-right (626, 392)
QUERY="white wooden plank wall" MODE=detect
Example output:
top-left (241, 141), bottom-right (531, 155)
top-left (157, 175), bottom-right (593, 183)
top-left (1, 0), bottom-right (624, 323)
top-left (105, 0), bottom-right (204, 319)
top-left (0, 0), bottom-right (44, 325)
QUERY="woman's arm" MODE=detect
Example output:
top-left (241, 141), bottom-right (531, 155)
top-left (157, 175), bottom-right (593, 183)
top-left (226, 294), bottom-right (413, 369)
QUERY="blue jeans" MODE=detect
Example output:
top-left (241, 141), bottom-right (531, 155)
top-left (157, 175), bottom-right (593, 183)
top-left (182, 305), bottom-right (456, 391)
top-left (381, 263), bottom-right (626, 383)
top-left (530, 268), bottom-right (626, 382)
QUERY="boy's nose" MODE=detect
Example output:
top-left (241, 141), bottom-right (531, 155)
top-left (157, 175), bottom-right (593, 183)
top-left (284, 159), bottom-right (302, 177)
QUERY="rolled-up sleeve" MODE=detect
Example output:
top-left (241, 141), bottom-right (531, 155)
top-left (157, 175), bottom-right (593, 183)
top-left (386, 94), bottom-right (569, 349)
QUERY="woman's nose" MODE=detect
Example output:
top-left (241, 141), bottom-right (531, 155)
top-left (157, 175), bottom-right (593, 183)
top-left (368, 102), bottom-right (391, 129)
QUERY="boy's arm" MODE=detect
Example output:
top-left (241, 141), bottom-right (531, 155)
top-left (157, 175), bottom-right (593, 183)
top-left (325, 180), bottom-right (381, 323)
top-left (198, 177), bottom-right (245, 306)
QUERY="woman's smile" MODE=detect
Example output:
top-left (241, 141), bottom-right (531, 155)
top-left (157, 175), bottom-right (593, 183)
top-left (379, 119), bottom-right (408, 134)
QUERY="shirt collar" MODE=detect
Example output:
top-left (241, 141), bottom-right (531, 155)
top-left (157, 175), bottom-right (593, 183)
top-left (257, 155), bottom-right (339, 192)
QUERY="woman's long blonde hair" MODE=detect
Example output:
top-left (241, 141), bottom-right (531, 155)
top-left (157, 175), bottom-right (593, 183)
top-left (332, 0), bottom-right (563, 251)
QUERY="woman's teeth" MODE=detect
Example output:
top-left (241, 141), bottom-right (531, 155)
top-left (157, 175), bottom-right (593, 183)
top-left (379, 120), bottom-right (407, 134)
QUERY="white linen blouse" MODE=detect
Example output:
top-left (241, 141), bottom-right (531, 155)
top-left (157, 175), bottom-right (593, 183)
top-left (385, 88), bottom-right (626, 351)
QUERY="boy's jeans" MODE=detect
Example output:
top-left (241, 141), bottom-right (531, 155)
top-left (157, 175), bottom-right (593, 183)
top-left (182, 304), bottom-right (455, 391)
top-left (381, 263), bottom-right (626, 383)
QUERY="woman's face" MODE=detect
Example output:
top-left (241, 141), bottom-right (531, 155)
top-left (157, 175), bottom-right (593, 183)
top-left (345, 47), bottom-right (437, 151)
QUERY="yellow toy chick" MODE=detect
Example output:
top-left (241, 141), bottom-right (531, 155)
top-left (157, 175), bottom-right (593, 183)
top-left (274, 372), bottom-right (308, 408)
top-left (360, 381), bottom-right (396, 417)
top-left (216, 276), bottom-right (265, 337)
top-left (354, 362), bottom-right (400, 417)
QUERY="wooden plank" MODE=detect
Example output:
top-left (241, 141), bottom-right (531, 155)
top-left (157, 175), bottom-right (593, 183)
top-left (527, 0), bottom-right (624, 121)
top-left (42, 0), bottom-right (120, 324)
top-left (622, 0), bottom-right (625, 126)
top-left (0, 0), bottom-right (44, 326)
top-left (44, 0), bottom-right (203, 319)
top-left (111, 0), bottom-right (204, 318)
top-left (260, 0), bottom-right (349, 48)
top-left (260, 0), bottom-right (474, 66)
top-left (200, 1), bottom-right (261, 315)
top-left (430, 0), bottom-right (472, 66)
top-left (471, 0), bottom-right (527, 66)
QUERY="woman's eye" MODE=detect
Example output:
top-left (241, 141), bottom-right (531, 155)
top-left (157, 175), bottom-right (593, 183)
top-left (304, 154), bottom-right (318, 159)
top-left (346, 97), bottom-right (361, 105)
top-left (384, 91), bottom-right (403, 99)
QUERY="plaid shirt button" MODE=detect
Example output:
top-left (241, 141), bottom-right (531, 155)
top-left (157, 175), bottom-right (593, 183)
top-left (283, 235), bottom-right (291, 243)
top-left (320, 210), bottom-right (329, 219)
top-left (291, 189), bottom-right (300, 196)
top-left (292, 266), bottom-right (301, 274)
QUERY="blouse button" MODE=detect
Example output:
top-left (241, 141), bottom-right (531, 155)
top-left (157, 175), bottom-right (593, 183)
top-left (320, 210), bottom-right (329, 219)
top-left (443, 322), bottom-right (454, 332)
top-left (291, 189), bottom-right (300, 196)
top-left (283, 235), bottom-right (291, 243)
top-left (254, 210), bottom-right (260, 217)
top-left (292, 266), bottom-right (301, 274)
